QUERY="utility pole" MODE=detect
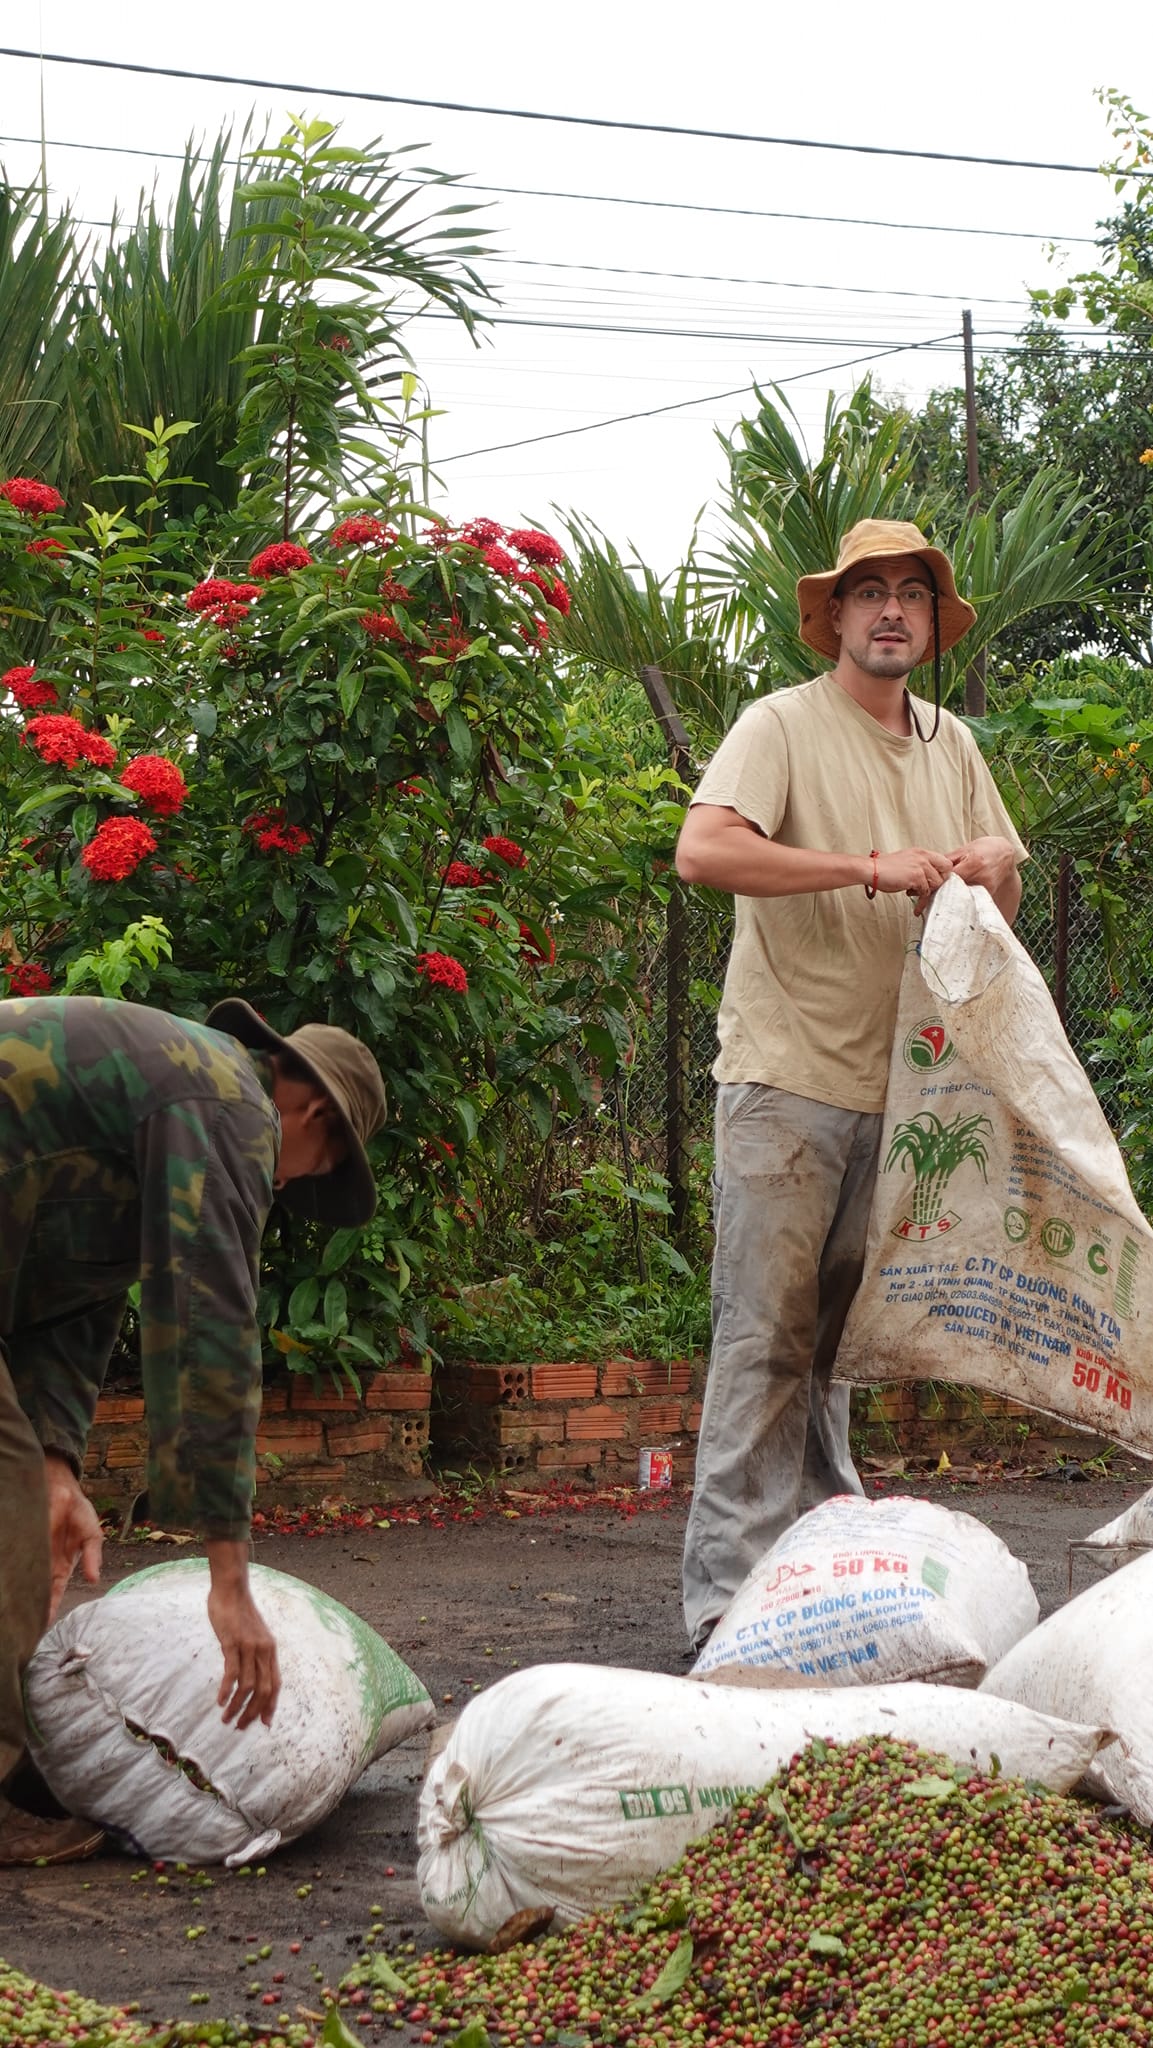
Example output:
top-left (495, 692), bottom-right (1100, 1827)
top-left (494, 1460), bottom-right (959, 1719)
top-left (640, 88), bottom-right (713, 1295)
top-left (962, 309), bottom-right (987, 716)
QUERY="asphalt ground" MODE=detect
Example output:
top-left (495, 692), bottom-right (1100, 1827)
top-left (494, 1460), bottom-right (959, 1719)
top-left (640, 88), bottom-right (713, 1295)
top-left (1, 1463), bottom-right (1149, 2042)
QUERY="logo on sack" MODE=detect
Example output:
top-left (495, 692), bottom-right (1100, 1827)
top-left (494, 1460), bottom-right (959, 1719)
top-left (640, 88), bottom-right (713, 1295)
top-left (1003, 1207), bottom-right (1031, 1244)
top-left (1041, 1217), bottom-right (1076, 1260)
top-left (885, 1110), bottom-right (993, 1241)
top-left (902, 1020), bottom-right (957, 1072)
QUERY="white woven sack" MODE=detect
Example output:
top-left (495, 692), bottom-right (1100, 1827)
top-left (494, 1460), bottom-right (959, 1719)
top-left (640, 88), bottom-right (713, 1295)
top-left (417, 1661), bottom-right (1108, 1948)
top-left (25, 1559), bottom-right (434, 1864)
top-left (1080, 1485), bottom-right (1153, 1558)
top-left (981, 1548), bottom-right (1153, 1821)
top-left (692, 1494), bottom-right (1038, 1689)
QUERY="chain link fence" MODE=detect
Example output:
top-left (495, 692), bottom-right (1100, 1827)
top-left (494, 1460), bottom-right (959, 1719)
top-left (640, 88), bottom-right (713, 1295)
top-left (620, 735), bottom-right (1153, 1238)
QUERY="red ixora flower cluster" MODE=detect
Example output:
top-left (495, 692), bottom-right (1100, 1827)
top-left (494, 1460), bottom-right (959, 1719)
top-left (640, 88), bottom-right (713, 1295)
top-left (416, 950), bottom-right (469, 994)
top-left (26, 537), bottom-right (67, 559)
top-left (249, 542), bottom-right (314, 580)
top-left (482, 833), bottom-right (528, 870)
top-left (3, 961), bottom-right (52, 997)
top-left (120, 754), bottom-right (188, 817)
top-left (360, 610), bottom-right (408, 644)
top-left (507, 528), bottom-right (565, 568)
top-left (3, 665), bottom-right (58, 712)
top-left (441, 861), bottom-right (486, 888)
top-left (186, 578), bottom-right (262, 627)
top-left (243, 809), bottom-right (312, 856)
top-left (81, 817), bottom-right (157, 883)
top-left (330, 515), bottom-right (397, 550)
top-left (520, 567), bottom-right (571, 616)
top-left (0, 477), bottom-right (65, 516)
top-left (22, 715), bottom-right (116, 769)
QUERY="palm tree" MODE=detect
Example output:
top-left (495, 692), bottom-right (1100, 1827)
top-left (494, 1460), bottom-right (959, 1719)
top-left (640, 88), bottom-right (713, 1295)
top-left (0, 185), bottom-right (86, 487)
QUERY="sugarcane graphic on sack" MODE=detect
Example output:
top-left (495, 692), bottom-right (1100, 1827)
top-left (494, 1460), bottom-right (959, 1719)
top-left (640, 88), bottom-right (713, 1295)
top-left (885, 1109), bottom-right (994, 1240)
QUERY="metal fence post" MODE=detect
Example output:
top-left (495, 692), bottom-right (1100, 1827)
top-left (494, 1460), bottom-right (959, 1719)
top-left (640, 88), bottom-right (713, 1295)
top-left (639, 665), bottom-right (694, 1252)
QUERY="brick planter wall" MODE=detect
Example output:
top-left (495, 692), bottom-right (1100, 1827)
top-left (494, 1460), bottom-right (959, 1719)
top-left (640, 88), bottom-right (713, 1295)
top-left (433, 1357), bottom-right (708, 1483)
top-left (83, 1369), bottom-right (434, 1517)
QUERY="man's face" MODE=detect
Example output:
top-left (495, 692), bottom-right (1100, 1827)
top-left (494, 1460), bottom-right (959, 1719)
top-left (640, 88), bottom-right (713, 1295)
top-left (272, 1079), bottom-right (348, 1188)
top-left (827, 553), bottom-right (934, 679)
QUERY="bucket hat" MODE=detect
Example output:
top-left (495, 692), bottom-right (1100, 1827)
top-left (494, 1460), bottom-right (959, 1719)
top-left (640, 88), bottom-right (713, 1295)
top-left (796, 519), bottom-right (976, 662)
top-left (206, 999), bottom-right (386, 1226)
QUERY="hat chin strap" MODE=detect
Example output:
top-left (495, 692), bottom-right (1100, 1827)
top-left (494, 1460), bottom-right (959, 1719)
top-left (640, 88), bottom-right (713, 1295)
top-left (904, 572), bottom-right (942, 744)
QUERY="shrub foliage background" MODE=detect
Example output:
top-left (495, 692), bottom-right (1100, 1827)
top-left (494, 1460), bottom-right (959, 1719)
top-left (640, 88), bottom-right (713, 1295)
top-left (0, 120), bottom-right (684, 1384)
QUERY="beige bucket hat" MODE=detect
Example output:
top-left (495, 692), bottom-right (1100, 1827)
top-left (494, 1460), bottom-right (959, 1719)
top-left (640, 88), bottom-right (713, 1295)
top-left (796, 519), bottom-right (977, 662)
top-left (206, 998), bottom-right (386, 1226)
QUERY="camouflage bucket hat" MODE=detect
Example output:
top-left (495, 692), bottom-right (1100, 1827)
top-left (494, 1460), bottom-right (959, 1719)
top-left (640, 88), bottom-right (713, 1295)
top-left (205, 998), bottom-right (386, 1226)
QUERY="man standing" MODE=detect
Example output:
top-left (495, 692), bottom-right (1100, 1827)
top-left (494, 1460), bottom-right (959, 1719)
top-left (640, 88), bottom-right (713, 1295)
top-left (0, 993), bottom-right (386, 1863)
top-left (677, 520), bottom-right (1026, 1653)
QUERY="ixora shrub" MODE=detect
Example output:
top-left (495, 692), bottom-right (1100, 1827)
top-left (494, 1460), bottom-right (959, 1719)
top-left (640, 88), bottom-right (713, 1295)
top-left (0, 476), bottom-right (678, 1378)
top-left (0, 119), bottom-right (685, 1388)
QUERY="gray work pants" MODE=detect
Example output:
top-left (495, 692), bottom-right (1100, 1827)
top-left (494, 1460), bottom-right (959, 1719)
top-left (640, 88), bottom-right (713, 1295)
top-left (0, 1346), bottom-right (50, 1780)
top-left (682, 1084), bottom-right (883, 1650)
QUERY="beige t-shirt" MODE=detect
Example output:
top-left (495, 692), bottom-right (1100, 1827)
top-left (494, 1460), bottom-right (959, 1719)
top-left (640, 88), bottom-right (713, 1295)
top-left (692, 674), bottom-right (1027, 1113)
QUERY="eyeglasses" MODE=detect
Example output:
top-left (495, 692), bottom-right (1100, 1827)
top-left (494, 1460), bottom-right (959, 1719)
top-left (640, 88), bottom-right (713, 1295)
top-left (843, 582), bottom-right (932, 613)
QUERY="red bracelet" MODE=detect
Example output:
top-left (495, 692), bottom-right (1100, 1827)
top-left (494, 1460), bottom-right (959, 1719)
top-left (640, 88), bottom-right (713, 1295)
top-left (864, 849), bottom-right (880, 900)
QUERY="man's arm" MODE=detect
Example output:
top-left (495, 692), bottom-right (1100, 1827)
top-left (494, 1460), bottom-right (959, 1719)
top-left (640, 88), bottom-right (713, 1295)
top-left (676, 802), bottom-right (955, 901)
top-left (135, 1092), bottom-right (281, 1726)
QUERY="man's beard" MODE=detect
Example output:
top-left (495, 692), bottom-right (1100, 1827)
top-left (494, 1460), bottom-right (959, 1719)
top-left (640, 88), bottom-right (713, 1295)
top-left (857, 636), bottom-right (916, 679)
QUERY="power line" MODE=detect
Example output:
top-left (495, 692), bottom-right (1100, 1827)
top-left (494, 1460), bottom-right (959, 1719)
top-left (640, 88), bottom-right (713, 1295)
top-left (0, 45), bottom-right (1127, 176)
top-left (0, 132), bottom-right (1098, 247)
top-left (489, 257), bottom-right (1028, 310)
top-left (437, 334), bottom-right (958, 463)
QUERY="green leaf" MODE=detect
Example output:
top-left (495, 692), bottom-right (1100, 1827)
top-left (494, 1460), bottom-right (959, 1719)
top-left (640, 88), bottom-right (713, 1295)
top-left (321, 1226), bottom-right (363, 1274)
top-left (365, 1954), bottom-right (412, 1994)
top-left (339, 670), bottom-right (364, 718)
top-left (808, 1932), bottom-right (847, 1958)
top-left (71, 802), bottom-right (98, 845)
top-left (445, 703), bottom-right (474, 764)
top-left (266, 928), bottom-right (293, 975)
top-left (321, 2006), bottom-right (364, 2048)
top-left (442, 2023), bottom-right (493, 2048)
top-left (272, 878), bottom-right (298, 921)
top-left (288, 1278), bottom-right (320, 1326)
top-left (188, 699), bottom-right (217, 738)
top-left (629, 1933), bottom-right (693, 2011)
top-left (323, 1278), bottom-right (349, 1336)
top-left (905, 1775), bottom-right (958, 1802)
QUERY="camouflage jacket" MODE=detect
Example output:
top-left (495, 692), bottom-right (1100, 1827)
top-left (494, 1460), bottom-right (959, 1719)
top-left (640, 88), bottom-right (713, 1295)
top-left (0, 996), bottom-right (279, 1540)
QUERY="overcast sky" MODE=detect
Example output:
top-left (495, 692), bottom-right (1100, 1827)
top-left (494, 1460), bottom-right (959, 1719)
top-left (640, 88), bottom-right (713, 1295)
top-left (1, 3), bottom-right (1148, 567)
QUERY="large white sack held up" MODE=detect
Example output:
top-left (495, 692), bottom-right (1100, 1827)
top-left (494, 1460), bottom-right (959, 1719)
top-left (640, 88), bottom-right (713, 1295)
top-left (417, 1661), bottom-right (1109, 1948)
top-left (691, 1494), bottom-right (1038, 1688)
top-left (835, 876), bottom-right (1153, 1456)
top-left (981, 1548), bottom-right (1153, 1821)
top-left (25, 1559), bottom-right (435, 1865)
top-left (1080, 1485), bottom-right (1153, 1559)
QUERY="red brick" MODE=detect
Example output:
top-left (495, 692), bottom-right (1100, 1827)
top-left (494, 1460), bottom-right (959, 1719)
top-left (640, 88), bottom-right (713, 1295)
top-left (364, 1373), bottom-right (432, 1413)
top-left (639, 1400), bottom-right (682, 1437)
top-left (441, 1365), bottom-right (529, 1408)
top-left (259, 1385), bottom-right (289, 1413)
top-left (82, 1443), bottom-right (105, 1476)
top-left (326, 1420), bottom-right (395, 1457)
top-left (530, 1363), bottom-right (597, 1401)
top-left (599, 1358), bottom-right (692, 1397)
top-left (538, 1442), bottom-right (600, 1469)
top-left (289, 1380), bottom-right (361, 1413)
top-left (104, 1437), bottom-right (147, 1471)
top-left (685, 1401), bottom-right (703, 1433)
top-left (94, 1395), bottom-right (145, 1424)
top-left (255, 1416), bottom-right (324, 1454)
top-left (566, 1406), bottom-right (630, 1442)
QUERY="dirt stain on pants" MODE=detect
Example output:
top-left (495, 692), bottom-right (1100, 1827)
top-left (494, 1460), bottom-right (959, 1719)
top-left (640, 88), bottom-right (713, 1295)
top-left (682, 1083), bottom-right (883, 1649)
